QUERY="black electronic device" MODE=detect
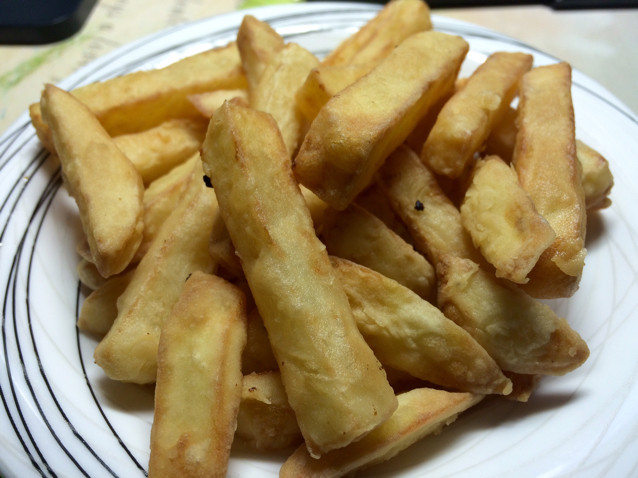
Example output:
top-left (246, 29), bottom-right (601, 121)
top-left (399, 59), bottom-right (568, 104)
top-left (0, 0), bottom-right (97, 45)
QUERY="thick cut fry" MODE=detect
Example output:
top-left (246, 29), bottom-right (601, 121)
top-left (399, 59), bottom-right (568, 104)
top-left (77, 270), bottom-right (134, 337)
top-left (76, 258), bottom-right (107, 290)
top-left (241, 307), bottom-right (279, 375)
top-left (354, 183), bottom-right (413, 243)
top-left (513, 63), bottom-right (587, 298)
top-left (437, 254), bottom-right (589, 375)
top-left (93, 161), bottom-right (217, 383)
top-left (236, 372), bottom-right (302, 451)
top-left (40, 84), bottom-right (144, 278)
top-left (135, 154), bottom-right (201, 263)
top-left (460, 156), bottom-right (556, 284)
top-left (377, 144), bottom-right (481, 266)
top-left (201, 101), bottom-right (397, 457)
top-left (280, 388), bottom-right (483, 478)
top-left (296, 63), bottom-right (375, 123)
top-left (576, 139), bottom-right (614, 210)
top-left (32, 42), bottom-right (245, 139)
top-left (332, 257), bottom-right (512, 395)
top-left (321, 204), bottom-right (435, 302)
top-left (486, 107), bottom-right (613, 210)
top-left (113, 118), bottom-right (207, 185)
top-left (188, 89), bottom-right (248, 118)
top-left (321, 0), bottom-right (432, 67)
top-left (149, 272), bottom-right (247, 478)
top-left (421, 51), bottom-right (533, 179)
top-left (294, 31), bottom-right (468, 210)
top-left (252, 43), bottom-right (319, 157)
top-left (484, 103), bottom-right (518, 161)
top-left (503, 372), bottom-right (542, 403)
top-left (236, 14), bottom-right (285, 98)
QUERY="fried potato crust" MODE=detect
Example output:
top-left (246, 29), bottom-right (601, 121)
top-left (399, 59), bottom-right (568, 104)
top-left (201, 100), bottom-right (397, 457)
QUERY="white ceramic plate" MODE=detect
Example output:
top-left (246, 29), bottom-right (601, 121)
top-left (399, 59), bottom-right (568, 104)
top-left (1, 3), bottom-right (638, 477)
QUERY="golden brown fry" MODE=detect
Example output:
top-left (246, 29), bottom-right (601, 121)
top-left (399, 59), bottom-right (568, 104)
top-left (135, 154), bottom-right (201, 263)
top-left (513, 63), bottom-right (587, 298)
top-left (296, 63), bottom-right (375, 123)
top-left (76, 258), bottom-right (106, 290)
top-left (421, 51), bottom-right (533, 179)
top-left (33, 42), bottom-right (245, 139)
top-left (503, 372), bottom-right (542, 403)
top-left (113, 118), bottom-right (207, 185)
top-left (294, 31), bottom-right (468, 210)
top-left (460, 156), bottom-right (556, 284)
top-left (280, 387), bottom-right (483, 478)
top-left (354, 183), bottom-right (413, 243)
top-left (149, 272), bottom-right (247, 478)
top-left (241, 306), bottom-right (279, 375)
top-left (486, 108), bottom-right (614, 211)
top-left (332, 257), bottom-right (512, 395)
top-left (321, 0), bottom-right (432, 67)
top-left (321, 204), bottom-right (435, 301)
top-left (236, 371), bottom-right (302, 451)
top-left (40, 84), bottom-right (144, 278)
top-left (77, 270), bottom-right (134, 337)
top-left (437, 254), bottom-right (590, 375)
top-left (236, 14), bottom-right (285, 98)
top-left (29, 102), bottom-right (54, 153)
top-left (188, 89), bottom-right (248, 118)
top-left (377, 144), bottom-right (481, 266)
top-left (201, 100), bottom-right (397, 457)
top-left (252, 42), bottom-right (319, 157)
top-left (576, 139), bottom-right (614, 210)
top-left (93, 161), bottom-right (217, 384)
top-left (484, 103), bottom-right (518, 161)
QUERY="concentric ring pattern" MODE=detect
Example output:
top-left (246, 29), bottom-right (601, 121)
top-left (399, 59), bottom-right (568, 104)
top-left (1, 3), bottom-right (638, 477)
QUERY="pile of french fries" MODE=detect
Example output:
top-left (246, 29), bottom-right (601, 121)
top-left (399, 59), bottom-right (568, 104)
top-left (31, 0), bottom-right (614, 475)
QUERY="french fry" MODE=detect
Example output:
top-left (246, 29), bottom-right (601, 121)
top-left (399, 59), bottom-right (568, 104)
top-left (93, 160), bottom-right (217, 383)
top-left (513, 63), bottom-right (587, 298)
top-left (460, 155), bottom-right (556, 284)
top-left (421, 51), bottom-right (533, 179)
top-left (32, 42), bottom-right (246, 139)
top-left (40, 84), bottom-right (144, 278)
top-left (294, 31), bottom-right (469, 210)
top-left (354, 183), bottom-right (413, 243)
top-left (149, 272), bottom-right (247, 478)
top-left (113, 118), bottom-right (207, 185)
top-left (236, 14), bottom-right (285, 99)
top-left (321, 0), bottom-right (432, 67)
top-left (251, 42), bottom-right (319, 157)
top-left (296, 63), bottom-right (375, 123)
top-left (280, 387), bottom-right (483, 478)
top-left (76, 258), bottom-right (107, 290)
top-left (188, 89), bottom-right (248, 118)
top-left (377, 144), bottom-right (481, 266)
top-left (321, 204), bottom-right (436, 302)
top-left (486, 107), bottom-right (614, 210)
top-left (135, 153), bottom-right (201, 263)
top-left (484, 103), bottom-right (519, 161)
top-left (437, 254), bottom-right (589, 375)
top-left (207, 184), bottom-right (330, 282)
top-left (201, 100), bottom-right (397, 457)
top-left (332, 257), bottom-right (512, 395)
top-left (503, 372), bottom-right (542, 403)
top-left (242, 306), bottom-right (279, 375)
top-left (576, 139), bottom-right (614, 210)
top-left (236, 371), bottom-right (302, 451)
top-left (77, 270), bottom-right (134, 337)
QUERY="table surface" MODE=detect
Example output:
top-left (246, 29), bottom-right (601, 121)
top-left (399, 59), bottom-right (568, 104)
top-left (0, 0), bottom-right (636, 136)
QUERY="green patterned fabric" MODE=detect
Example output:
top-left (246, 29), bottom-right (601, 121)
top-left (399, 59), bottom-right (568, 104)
top-left (240, 0), bottom-right (305, 8)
